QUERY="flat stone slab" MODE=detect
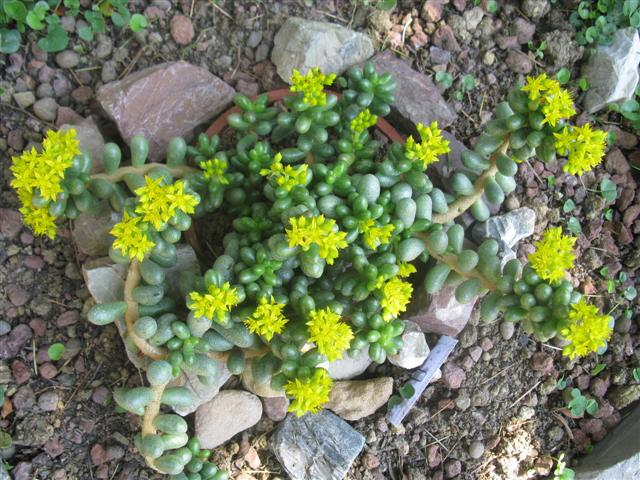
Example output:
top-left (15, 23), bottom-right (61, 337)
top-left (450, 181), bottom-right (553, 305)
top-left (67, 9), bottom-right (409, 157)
top-left (272, 17), bottom-right (374, 83)
top-left (97, 61), bottom-right (235, 161)
top-left (270, 409), bottom-right (365, 480)
top-left (363, 51), bottom-right (456, 130)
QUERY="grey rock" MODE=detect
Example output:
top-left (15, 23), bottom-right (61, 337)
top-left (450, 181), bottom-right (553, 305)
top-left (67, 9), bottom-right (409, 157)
top-left (573, 404), bottom-right (640, 480)
top-left (55, 50), bottom-right (79, 69)
top-left (13, 91), bottom-right (36, 109)
top-left (36, 83), bottom-right (54, 99)
top-left (321, 348), bottom-right (371, 380)
top-left (247, 30), bottom-right (263, 49)
top-left (521, 0), bottom-right (550, 20)
top-left (464, 7), bottom-right (484, 30)
top-left (82, 258), bottom-right (127, 304)
top-left (500, 321), bottom-right (516, 340)
top-left (272, 18), bottom-right (374, 83)
top-left (472, 207), bottom-right (536, 266)
top-left (0, 321), bottom-right (11, 336)
top-left (325, 377), bottom-right (393, 421)
top-left (582, 28), bottom-right (640, 113)
top-left (262, 396), bottom-right (289, 421)
top-left (33, 97), bottom-right (58, 121)
top-left (95, 34), bottom-right (113, 59)
top-left (59, 117), bottom-right (105, 171)
top-left (195, 390), bottom-right (262, 449)
top-left (37, 391), bottom-right (59, 411)
top-left (468, 441), bottom-right (485, 459)
top-left (101, 61), bottom-right (118, 83)
top-left (429, 46), bottom-right (452, 65)
top-left (389, 320), bottom-right (430, 369)
top-left (543, 30), bottom-right (583, 71)
top-left (72, 202), bottom-right (121, 256)
top-left (270, 409), bottom-right (365, 480)
top-left (0, 325), bottom-right (33, 360)
top-left (97, 61), bottom-right (234, 161)
top-left (363, 51), bottom-right (456, 130)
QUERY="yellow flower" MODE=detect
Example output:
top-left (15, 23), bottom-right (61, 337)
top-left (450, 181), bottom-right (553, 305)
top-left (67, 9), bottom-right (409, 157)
top-left (397, 262), bottom-right (417, 278)
top-left (200, 158), bottom-right (229, 184)
top-left (378, 276), bottom-right (413, 321)
top-left (521, 75), bottom-right (576, 126)
top-left (188, 282), bottom-right (239, 323)
top-left (554, 124), bottom-right (607, 176)
top-left (42, 128), bottom-right (80, 166)
top-left (20, 203), bottom-right (57, 239)
top-left (306, 307), bottom-right (354, 361)
top-left (289, 67), bottom-right (336, 106)
top-left (285, 368), bottom-right (332, 416)
top-left (359, 219), bottom-right (394, 250)
top-left (405, 121), bottom-right (451, 169)
top-left (561, 299), bottom-right (612, 359)
top-left (110, 212), bottom-right (155, 261)
top-left (259, 153), bottom-right (308, 191)
top-left (521, 73), bottom-right (551, 101)
top-left (244, 296), bottom-right (288, 340)
top-left (528, 227), bottom-right (576, 284)
top-left (350, 108), bottom-right (378, 133)
top-left (135, 177), bottom-right (199, 230)
top-left (286, 215), bottom-right (348, 265)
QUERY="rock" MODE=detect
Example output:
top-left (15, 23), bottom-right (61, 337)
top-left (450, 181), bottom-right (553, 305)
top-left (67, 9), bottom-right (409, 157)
top-left (421, 0), bottom-right (447, 22)
top-left (72, 202), bottom-right (121, 256)
top-left (432, 24), bottom-right (460, 53)
top-left (407, 284), bottom-right (477, 337)
top-left (170, 15), bottom-right (195, 45)
top-left (542, 30), bottom-right (583, 71)
top-left (13, 91), bottom-right (36, 109)
top-left (530, 352), bottom-right (554, 374)
top-left (389, 320), bottom-right (430, 369)
top-left (472, 207), bottom-right (536, 266)
top-left (0, 209), bottom-right (22, 239)
top-left (444, 459), bottom-right (462, 478)
top-left (6, 284), bottom-right (29, 306)
top-left (55, 50), bottom-right (79, 69)
top-left (464, 7), bottom-right (484, 30)
top-left (364, 51), bottom-right (456, 130)
top-left (95, 35), bottom-right (113, 59)
top-left (0, 325), bottom-right (33, 360)
top-left (573, 404), bottom-right (640, 480)
top-left (325, 377), bottom-right (393, 421)
top-left (272, 18), bottom-right (374, 83)
top-left (37, 391), bottom-right (59, 411)
top-left (582, 28), bottom-right (640, 113)
top-left (321, 348), bottom-right (371, 380)
top-left (82, 258), bottom-right (127, 304)
top-left (55, 106), bottom-right (83, 126)
top-left (59, 118), bottom-right (105, 171)
top-left (195, 390), bottom-right (262, 449)
top-left (610, 384), bottom-right (640, 410)
top-left (262, 396), bottom-right (289, 421)
top-left (33, 97), bottom-right (58, 121)
top-left (429, 46), bottom-right (452, 65)
top-left (97, 61), bottom-right (234, 161)
top-left (514, 17), bottom-right (535, 45)
top-left (606, 149), bottom-right (630, 175)
top-left (242, 359), bottom-right (286, 397)
top-left (270, 409), bottom-right (365, 480)
top-left (521, 0), bottom-right (550, 20)
top-left (505, 50), bottom-right (533, 74)
top-left (170, 366), bottom-right (232, 416)
top-left (468, 440), bottom-right (485, 459)
top-left (500, 321), bottom-right (515, 340)
top-left (247, 31), bottom-right (263, 48)
top-left (440, 362), bottom-right (465, 389)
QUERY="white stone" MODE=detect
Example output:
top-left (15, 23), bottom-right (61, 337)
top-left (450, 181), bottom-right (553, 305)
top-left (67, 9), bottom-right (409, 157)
top-left (582, 27), bottom-right (640, 113)
top-left (195, 390), bottom-right (262, 449)
top-left (320, 348), bottom-right (372, 380)
top-left (272, 18), bottom-right (374, 84)
top-left (389, 320), bottom-right (430, 369)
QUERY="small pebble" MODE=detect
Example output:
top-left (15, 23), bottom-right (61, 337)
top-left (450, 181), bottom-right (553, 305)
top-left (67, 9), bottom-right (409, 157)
top-left (468, 440), bottom-right (485, 459)
top-left (33, 98), bottom-right (58, 122)
top-left (499, 321), bottom-right (515, 340)
top-left (55, 50), bottom-right (80, 69)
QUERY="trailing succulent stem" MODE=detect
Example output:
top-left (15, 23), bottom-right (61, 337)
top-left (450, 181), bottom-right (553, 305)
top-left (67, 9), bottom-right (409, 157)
top-left (10, 65), bottom-right (612, 478)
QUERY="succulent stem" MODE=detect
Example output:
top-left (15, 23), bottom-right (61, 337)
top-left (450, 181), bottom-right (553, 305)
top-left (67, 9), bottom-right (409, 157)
top-left (141, 381), bottom-right (168, 472)
top-left (92, 164), bottom-right (198, 183)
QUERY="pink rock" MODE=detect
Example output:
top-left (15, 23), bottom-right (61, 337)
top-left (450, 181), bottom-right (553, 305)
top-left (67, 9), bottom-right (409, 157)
top-left (262, 396), bottom-right (289, 422)
top-left (6, 284), bottom-right (29, 306)
top-left (407, 284), bottom-right (477, 337)
top-left (39, 362), bottom-right (58, 379)
top-left (0, 324), bottom-right (33, 359)
top-left (170, 15), bottom-right (195, 45)
top-left (24, 255), bottom-right (44, 270)
top-left (421, 0), bottom-right (447, 22)
top-left (441, 362), bottom-right (466, 389)
top-left (426, 444), bottom-right (442, 468)
top-left (56, 310), bottom-right (80, 327)
top-left (410, 30), bottom-right (429, 49)
top-left (29, 318), bottom-right (47, 337)
top-left (529, 352), bottom-right (554, 374)
top-left (0, 208), bottom-right (22, 239)
top-left (12, 360), bottom-right (31, 384)
top-left (97, 61), bottom-right (235, 161)
top-left (91, 444), bottom-right (107, 465)
top-left (432, 24), bottom-right (460, 53)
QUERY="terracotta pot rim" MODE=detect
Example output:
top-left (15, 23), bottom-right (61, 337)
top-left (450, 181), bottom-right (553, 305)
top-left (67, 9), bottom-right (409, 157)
top-left (205, 88), bottom-right (405, 143)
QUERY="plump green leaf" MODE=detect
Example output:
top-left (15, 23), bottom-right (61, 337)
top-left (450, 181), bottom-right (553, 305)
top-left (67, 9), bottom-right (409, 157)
top-left (47, 343), bottom-right (65, 361)
top-left (0, 28), bottom-right (21, 53)
top-left (556, 68), bottom-right (570, 85)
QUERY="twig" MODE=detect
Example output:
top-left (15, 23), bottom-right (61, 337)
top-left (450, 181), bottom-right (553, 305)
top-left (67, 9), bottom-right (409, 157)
top-left (424, 429), bottom-right (450, 453)
top-left (400, 15), bottom-right (412, 46)
top-left (542, 343), bottom-right (562, 351)
top-left (441, 433), bottom-right (464, 463)
top-left (551, 411), bottom-right (574, 441)
top-left (478, 361), bottom-right (520, 386)
top-left (0, 101), bottom-right (55, 128)
top-left (459, 108), bottom-right (479, 127)
top-left (190, 0), bottom-right (195, 17)
top-left (119, 47), bottom-right (146, 80)
top-left (32, 338), bottom-right (38, 376)
top-left (507, 379), bottom-right (543, 409)
top-left (210, 1), bottom-right (232, 19)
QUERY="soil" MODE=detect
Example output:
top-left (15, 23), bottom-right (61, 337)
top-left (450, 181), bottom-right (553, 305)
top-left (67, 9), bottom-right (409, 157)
top-left (0, 1), bottom-right (639, 480)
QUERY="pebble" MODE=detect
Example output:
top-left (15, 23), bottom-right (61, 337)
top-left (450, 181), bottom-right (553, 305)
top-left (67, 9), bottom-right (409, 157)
top-left (0, 209), bottom-right (22, 239)
top-left (56, 310), bottom-right (80, 327)
top-left (0, 324), bottom-right (33, 360)
top-left (505, 50), bottom-right (533, 74)
top-left (262, 396), bottom-right (289, 422)
top-left (29, 318), bottom-right (46, 337)
top-left (499, 321), bottom-right (515, 340)
top-left (518, 406), bottom-right (536, 420)
top-left (24, 255), bottom-right (45, 269)
top-left (0, 321), bottom-right (11, 336)
top-left (36, 83), bottom-right (54, 98)
top-left (90, 444), bottom-right (107, 465)
top-left (55, 51), bottom-right (80, 69)
top-left (441, 362), bottom-right (466, 389)
top-left (37, 391), bottom-right (59, 411)
top-left (13, 91), bottom-right (36, 109)
top-left (12, 360), bottom-right (31, 384)
top-left (13, 385), bottom-right (35, 411)
top-left (39, 363), bottom-right (58, 379)
top-left (529, 352), bottom-right (554, 373)
top-left (482, 51), bottom-right (496, 66)
top-left (170, 15), bottom-right (195, 45)
top-left (33, 98), bottom-right (58, 121)
top-left (444, 459), bottom-right (462, 478)
top-left (6, 284), bottom-right (29, 306)
top-left (95, 35), bottom-right (113, 59)
top-left (101, 61), bottom-right (118, 83)
top-left (468, 441), bottom-right (485, 459)
top-left (247, 30), bottom-right (263, 48)
top-left (72, 85), bottom-right (93, 103)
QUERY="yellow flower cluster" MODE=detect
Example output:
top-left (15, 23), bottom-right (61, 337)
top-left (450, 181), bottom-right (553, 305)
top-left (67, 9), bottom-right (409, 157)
top-left (135, 177), bottom-right (199, 229)
top-left (404, 121), bottom-right (451, 169)
top-left (359, 219), bottom-right (394, 251)
top-left (10, 129), bottom-right (80, 239)
top-left (285, 368), bottom-right (332, 416)
top-left (110, 212), bottom-right (155, 261)
top-left (200, 157), bottom-right (229, 185)
top-left (521, 74), bottom-right (576, 126)
top-left (554, 124), bottom-right (608, 176)
top-left (244, 296), bottom-right (289, 341)
top-left (350, 108), bottom-right (378, 133)
top-left (528, 227), bottom-right (576, 284)
top-left (286, 215), bottom-right (348, 265)
top-left (259, 153), bottom-right (309, 191)
top-left (188, 282), bottom-right (239, 323)
top-left (306, 307), bottom-right (354, 361)
top-left (397, 262), bottom-right (417, 278)
top-left (377, 276), bottom-right (413, 321)
top-left (289, 67), bottom-right (336, 106)
top-left (561, 299), bottom-right (612, 359)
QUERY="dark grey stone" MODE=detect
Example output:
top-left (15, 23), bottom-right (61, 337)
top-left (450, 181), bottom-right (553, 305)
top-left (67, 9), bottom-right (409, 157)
top-left (270, 409), bottom-right (365, 480)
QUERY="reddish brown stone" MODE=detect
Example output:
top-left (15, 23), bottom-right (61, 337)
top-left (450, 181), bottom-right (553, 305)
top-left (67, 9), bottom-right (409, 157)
top-left (0, 208), bottom-right (22, 239)
top-left (97, 61), bottom-right (235, 161)
top-left (421, 0), bottom-right (447, 22)
top-left (432, 24), bottom-right (460, 53)
top-left (407, 284), bottom-right (477, 337)
top-left (170, 15), bottom-right (195, 45)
